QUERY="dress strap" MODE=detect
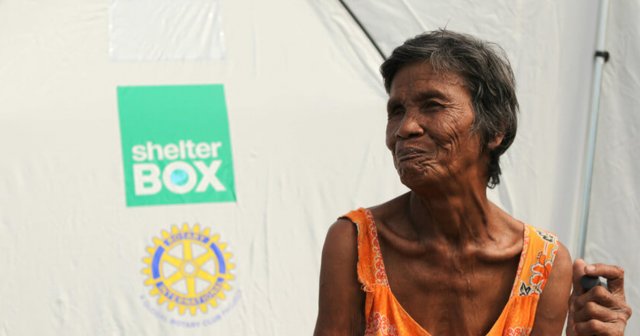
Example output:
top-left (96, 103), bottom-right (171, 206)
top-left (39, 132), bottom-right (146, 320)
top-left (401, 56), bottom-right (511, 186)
top-left (516, 225), bottom-right (560, 297)
top-left (341, 208), bottom-right (389, 292)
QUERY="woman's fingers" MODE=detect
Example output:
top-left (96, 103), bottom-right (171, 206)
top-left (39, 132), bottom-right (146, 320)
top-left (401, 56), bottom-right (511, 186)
top-left (569, 260), bottom-right (632, 336)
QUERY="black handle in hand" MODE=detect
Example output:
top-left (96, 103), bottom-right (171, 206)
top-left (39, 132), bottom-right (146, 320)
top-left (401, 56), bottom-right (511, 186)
top-left (580, 275), bottom-right (604, 293)
top-left (578, 276), bottom-right (609, 336)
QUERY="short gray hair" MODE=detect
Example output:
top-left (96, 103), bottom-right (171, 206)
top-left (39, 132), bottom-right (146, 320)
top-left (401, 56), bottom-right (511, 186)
top-left (381, 29), bottom-right (519, 188)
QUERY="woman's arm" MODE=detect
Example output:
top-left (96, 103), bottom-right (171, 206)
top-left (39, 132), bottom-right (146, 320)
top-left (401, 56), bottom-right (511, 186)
top-left (531, 242), bottom-right (573, 335)
top-left (314, 219), bottom-right (365, 336)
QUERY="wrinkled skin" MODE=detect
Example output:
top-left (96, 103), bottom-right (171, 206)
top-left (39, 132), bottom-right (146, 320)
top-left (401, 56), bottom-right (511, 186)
top-left (567, 259), bottom-right (632, 336)
top-left (385, 63), bottom-right (494, 195)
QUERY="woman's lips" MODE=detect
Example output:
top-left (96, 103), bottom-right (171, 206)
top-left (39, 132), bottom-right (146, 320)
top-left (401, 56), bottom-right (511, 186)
top-left (395, 147), bottom-right (431, 162)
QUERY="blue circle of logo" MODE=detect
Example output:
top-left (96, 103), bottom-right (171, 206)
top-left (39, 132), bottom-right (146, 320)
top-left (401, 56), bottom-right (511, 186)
top-left (170, 169), bottom-right (189, 186)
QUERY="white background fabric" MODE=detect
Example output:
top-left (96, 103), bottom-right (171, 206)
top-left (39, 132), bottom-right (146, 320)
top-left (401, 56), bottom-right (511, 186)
top-left (109, 0), bottom-right (225, 61)
top-left (588, 0), bottom-right (640, 333)
top-left (0, 0), bottom-right (637, 334)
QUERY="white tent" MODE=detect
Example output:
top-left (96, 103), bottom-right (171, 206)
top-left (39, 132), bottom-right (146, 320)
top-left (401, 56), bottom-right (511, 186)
top-left (0, 0), bottom-right (637, 334)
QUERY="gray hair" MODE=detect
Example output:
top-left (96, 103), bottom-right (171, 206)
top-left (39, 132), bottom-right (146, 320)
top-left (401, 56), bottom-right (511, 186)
top-left (381, 29), bottom-right (519, 188)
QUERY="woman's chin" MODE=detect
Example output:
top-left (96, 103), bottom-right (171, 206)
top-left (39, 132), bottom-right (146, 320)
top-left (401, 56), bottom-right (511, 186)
top-left (398, 169), bottom-right (442, 190)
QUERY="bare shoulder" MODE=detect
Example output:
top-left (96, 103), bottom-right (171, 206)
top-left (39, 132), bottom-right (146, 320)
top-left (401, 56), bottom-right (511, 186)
top-left (491, 203), bottom-right (528, 237)
top-left (531, 241), bottom-right (573, 335)
top-left (314, 218), bottom-right (365, 336)
top-left (323, 218), bottom-right (359, 254)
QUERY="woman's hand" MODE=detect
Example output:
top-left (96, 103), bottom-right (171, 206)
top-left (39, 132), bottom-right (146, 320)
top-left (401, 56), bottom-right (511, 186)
top-left (567, 259), bottom-right (632, 335)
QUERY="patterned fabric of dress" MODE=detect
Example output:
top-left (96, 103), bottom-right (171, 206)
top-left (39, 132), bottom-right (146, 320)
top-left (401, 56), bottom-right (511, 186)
top-left (342, 208), bottom-right (560, 336)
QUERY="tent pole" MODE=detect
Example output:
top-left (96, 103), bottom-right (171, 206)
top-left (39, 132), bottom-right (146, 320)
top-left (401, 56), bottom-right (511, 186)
top-left (577, 0), bottom-right (611, 259)
top-left (337, 0), bottom-right (387, 60)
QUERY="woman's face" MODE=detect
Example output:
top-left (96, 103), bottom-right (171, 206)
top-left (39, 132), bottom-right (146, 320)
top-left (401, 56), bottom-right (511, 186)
top-left (385, 62), bottom-right (488, 190)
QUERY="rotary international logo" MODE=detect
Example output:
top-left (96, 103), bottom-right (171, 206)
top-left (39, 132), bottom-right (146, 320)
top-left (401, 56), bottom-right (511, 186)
top-left (142, 224), bottom-right (235, 316)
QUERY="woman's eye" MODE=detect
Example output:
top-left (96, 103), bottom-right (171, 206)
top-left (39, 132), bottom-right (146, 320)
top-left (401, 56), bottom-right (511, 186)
top-left (388, 107), bottom-right (404, 118)
top-left (423, 102), bottom-right (443, 111)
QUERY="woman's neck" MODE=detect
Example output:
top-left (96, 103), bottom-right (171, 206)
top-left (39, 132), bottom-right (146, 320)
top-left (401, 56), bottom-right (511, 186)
top-left (406, 183), bottom-right (498, 247)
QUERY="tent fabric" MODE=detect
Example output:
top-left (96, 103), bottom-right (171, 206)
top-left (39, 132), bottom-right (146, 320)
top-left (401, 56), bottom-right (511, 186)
top-left (588, 0), bottom-right (640, 332)
top-left (0, 0), bottom-right (637, 334)
top-left (109, 0), bottom-right (225, 61)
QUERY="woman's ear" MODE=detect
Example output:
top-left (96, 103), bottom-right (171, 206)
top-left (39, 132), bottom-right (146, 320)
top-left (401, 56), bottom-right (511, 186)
top-left (488, 133), bottom-right (505, 151)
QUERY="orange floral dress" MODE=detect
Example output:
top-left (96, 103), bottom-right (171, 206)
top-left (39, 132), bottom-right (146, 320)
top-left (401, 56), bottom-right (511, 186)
top-left (343, 208), bottom-right (560, 336)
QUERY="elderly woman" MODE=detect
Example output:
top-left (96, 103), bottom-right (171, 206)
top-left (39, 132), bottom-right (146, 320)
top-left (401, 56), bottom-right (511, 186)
top-left (314, 30), bottom-right (631, 335)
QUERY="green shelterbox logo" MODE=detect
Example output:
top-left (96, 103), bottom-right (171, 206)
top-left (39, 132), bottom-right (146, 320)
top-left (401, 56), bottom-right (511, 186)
top-left (117, 84), bottom-right (236, 207)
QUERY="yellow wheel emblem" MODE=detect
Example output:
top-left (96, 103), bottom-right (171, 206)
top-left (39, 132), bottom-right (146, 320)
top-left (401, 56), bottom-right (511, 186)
top-left (142, 224), bottom-right (235, 316)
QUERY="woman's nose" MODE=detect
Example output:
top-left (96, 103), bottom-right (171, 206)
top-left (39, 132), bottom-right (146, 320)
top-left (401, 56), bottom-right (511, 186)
top-left (396, 112), bottom-right (424, 139)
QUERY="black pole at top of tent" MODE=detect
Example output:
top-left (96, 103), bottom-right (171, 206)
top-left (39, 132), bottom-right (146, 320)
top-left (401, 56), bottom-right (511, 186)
top-left (338, 0), bottom-right (387, 61)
